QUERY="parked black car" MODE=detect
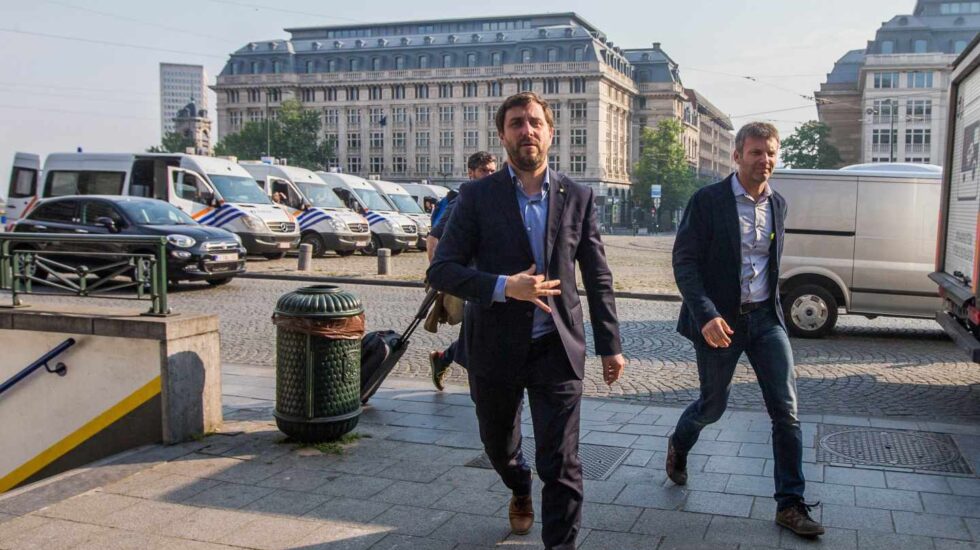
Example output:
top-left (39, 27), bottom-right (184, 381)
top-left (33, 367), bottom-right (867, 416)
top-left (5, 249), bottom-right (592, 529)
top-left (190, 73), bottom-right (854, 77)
top-left (13, 195), bottom-right (246, 285)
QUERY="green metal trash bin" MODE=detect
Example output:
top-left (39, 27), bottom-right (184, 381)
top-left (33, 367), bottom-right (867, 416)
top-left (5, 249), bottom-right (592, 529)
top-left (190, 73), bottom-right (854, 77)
top-left (272, 285), bottom-right (365, 442)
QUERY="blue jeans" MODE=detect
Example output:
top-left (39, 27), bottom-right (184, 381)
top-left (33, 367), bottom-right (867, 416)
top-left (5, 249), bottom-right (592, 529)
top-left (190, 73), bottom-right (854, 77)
top-left (672, 304), bottom-right (805, 509)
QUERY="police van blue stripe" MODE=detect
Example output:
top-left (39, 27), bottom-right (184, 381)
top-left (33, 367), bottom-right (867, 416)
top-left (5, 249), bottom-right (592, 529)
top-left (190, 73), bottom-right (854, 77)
top-left (299, 212), bottom-right (330, 231)
top-left (214, 211), bottom-right (246, 228)
top-left (209, 206), bottom-right (246, 227)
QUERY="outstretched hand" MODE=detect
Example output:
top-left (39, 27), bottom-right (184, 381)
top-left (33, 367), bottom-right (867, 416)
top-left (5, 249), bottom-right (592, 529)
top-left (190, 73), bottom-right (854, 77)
top-left (505, 265), bottom-right (561, 313)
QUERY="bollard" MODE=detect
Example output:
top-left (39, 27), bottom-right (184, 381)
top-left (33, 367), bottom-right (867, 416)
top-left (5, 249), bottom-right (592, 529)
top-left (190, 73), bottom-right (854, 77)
top-left (377, 248), bottom-right (391, 275)
top-left (298, 243), bottom-right (313, 272)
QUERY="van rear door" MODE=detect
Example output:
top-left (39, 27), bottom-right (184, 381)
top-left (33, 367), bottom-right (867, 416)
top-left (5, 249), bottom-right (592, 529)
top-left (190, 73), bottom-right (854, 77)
top-left (6, 153), bottom-right (41, 229)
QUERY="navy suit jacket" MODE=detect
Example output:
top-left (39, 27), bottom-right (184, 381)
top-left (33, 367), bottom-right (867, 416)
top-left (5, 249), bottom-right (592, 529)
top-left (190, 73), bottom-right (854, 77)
top-left (426, 167), bottom-right (622, 380)
top-left (673, 174), bottom-right (788, 344)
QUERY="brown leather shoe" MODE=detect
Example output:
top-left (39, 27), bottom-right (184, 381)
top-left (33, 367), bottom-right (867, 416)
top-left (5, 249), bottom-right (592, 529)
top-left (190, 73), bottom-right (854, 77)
top-left (508, 495), bottom-right (534, 535)
top-left (665, 436), bottom-right (687, 486)
top-left (776, 501), bottom-right (825, 537)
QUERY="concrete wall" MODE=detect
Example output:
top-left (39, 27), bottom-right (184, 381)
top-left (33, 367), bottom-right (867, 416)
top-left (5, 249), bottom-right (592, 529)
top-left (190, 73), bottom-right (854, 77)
top-left (0, 305), bottom-right (221, 492)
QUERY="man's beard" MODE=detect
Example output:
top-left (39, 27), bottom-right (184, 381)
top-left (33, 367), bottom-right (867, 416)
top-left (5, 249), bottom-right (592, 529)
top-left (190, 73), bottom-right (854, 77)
top-left (505, 140), bottom-right (547, 172)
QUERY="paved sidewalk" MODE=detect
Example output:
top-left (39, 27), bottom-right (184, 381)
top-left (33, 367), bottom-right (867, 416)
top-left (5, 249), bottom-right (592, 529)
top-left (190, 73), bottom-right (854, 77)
top-left (2, 365), bottom-right (980, 549)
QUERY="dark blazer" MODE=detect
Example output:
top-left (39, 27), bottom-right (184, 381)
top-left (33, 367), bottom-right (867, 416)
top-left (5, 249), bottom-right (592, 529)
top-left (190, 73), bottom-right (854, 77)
top-left (426, 167), bottom-right (622, 380)
top-left (673, 174), bottom-right (787, 344)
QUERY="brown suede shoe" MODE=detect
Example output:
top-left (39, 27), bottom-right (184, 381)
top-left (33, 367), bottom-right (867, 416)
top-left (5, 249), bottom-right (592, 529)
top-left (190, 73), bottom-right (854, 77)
top-left (665, 436), bottom-right (688, 486)
top-left (508, 495), bottom-right (534, 535)
top-left (776, 501), bottom-right (825, 537)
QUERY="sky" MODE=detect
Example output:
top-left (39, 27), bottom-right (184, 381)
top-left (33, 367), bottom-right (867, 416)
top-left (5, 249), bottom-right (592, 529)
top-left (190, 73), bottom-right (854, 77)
top-left (0, 0), bottom-right (913, 198)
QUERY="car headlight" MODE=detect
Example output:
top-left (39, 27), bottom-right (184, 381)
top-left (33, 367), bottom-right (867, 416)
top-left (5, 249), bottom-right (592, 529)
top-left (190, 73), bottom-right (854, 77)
top-left (167, 234), bottom-right (196, 248)
top-left (380, 220), bottom-right (396, 232)
top-left (241, 214), bottom-right (267, 231)
top-left (171, 250), bottom-right (192, 259)
top-left (330, 218), bottom-right (348, 231)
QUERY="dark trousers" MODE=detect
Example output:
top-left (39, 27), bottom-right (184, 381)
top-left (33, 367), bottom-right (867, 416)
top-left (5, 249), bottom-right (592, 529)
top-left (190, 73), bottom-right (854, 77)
top-left (443, 339), bottom-right (459, 365)
top-left (468, 332), bottom-right (583, 550)
top-left (672, 304), bottom-right (805, 510)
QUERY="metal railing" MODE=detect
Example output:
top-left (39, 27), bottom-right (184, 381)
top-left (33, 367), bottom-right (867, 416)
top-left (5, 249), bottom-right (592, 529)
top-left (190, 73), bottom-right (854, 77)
top-left (0, 234), bottom-right (171, 316)
top-left (0, 338), bottom-right (75, 398)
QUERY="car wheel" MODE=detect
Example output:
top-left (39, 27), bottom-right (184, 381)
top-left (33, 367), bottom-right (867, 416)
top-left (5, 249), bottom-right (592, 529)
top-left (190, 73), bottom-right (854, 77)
top-left (782, 284), bottom-right (839, 338)
top-left (336, 249), bottom-right (356, 257)
top-left (262, 252), bottom-right (287, 260)
top-left (361, 235), bottom-right (382, 256)
top-left (300, 233), bottom-right (326, 258)
top-left (207, 277), bottom-right (233, 287)
top-left (391, 248), bottom-right (403, 256)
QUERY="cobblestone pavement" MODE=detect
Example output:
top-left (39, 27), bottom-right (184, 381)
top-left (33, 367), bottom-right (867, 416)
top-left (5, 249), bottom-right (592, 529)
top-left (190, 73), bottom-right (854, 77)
top-left (247, 234), bottom-right (679, 294)
top-left (14, 276), bottom-right (980, 421)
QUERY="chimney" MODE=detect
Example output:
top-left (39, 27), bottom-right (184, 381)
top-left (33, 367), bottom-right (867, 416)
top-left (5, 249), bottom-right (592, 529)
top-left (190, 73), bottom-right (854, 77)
top-left (652, 42), bottom-right (661, 50)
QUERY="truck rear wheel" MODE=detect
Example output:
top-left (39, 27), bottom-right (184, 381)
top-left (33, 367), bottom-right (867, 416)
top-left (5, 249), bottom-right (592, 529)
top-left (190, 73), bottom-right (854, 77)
top-left (782, 284), bottom-right (838, 338)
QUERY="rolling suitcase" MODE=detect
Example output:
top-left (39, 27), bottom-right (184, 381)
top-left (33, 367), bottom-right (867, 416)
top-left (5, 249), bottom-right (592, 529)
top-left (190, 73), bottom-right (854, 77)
top-left (360, 287), bottom-right (439, 403)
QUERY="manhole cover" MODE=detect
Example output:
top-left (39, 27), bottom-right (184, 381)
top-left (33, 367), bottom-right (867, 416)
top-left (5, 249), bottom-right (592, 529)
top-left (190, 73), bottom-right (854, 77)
top-left (816, 424), bottom-right (974, 474)
top-left (465, 438), bottom-right (630, 480)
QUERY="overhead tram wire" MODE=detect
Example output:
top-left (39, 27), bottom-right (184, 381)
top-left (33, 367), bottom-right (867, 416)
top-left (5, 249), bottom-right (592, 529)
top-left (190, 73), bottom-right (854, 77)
top-left (0, 28), bottom-right (227, 60)
top-left (202, 0), bottom-right (364, 22)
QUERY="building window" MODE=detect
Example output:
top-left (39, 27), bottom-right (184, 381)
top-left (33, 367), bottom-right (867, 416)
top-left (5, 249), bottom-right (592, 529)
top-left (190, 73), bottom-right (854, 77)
top-left (552, 102), bottom-right (561, 121)
top-left (463, 82), bottom-right (478, 97)
top-left (440, 130), bottom-right (454, 148)
top-left (872, 128), bottom-right (897, 154)
top-left (370, 107), bottom-right (384, 125)
top-left (907, 71), bottom-right (933, 88)
top-left (518, 79), bottom-right (533, 92)
top-left (370, 157), bottom-right (384, 173)
top-left (305, 60), bottom-right (315, 73)
top-left (328, 59), bottom-right (338, 72)
top-left (348, 156), bottom-right (362, 173)
top-left (544, 79), bottom-right (559, 94)
top-left (250, 61), bottom-right (259, 74)
top-left (393, 85), bottom-right (406, 99)
top-left (439, 84), bottom-right (453, 98)
top-left (487, 82), bottom-right (502, 97)
top-left (548, 153), bottom-right (558, 168)
top-left (325, 88), bottom-right (338, 101)
top-left (267, 89), bottom-right (281, 102)
top-left (439, 106), bottom-right (454, 124)
top-left (347, 109), bottom-right (361, 126)
top-left (368, 86), bottom-right (382, 100)
top-left (521, 49), bottom-right (532, 63)
top-left (872, 99), bottom-right (896, 123)
top-left (570, 155), bottom-right (586, 173)
top-left (570, 101), bottom-right (587, 121)
top-left (392, 106), bottom-right (407, 124)
top-left (463, 105), bottom-right (479, 122)
top-left (906, 99), bottom-right (932, 121)
top-left (913, 39), bottom-right (928, 53)
top-left (347, 133), bottom-right (361, 149)
top-left (873, 72), bottom-right (899, 88)
top-left (571, 128), bottom-right (586, 146)
top-left (573, 47), bottom-right (584, 62)
top-left (491, 52), bottom-right (503, 66)
top-left (395, 56), bottom-right (405, 70)
top-left (905, 128), bottom-right (931, 153)
top-left (552, 129), bottom-right (559, 146)
top-left (880, 40), bottom-right (894, 54)
top-left (442, 54), bottom-right (453, 68)
top-left (393, 131), bottom-right (406, 150)
top-left (301, 89), bottom-right (316, 102)
top-left (417, 155), bottom-right (431, 174)
top-left (229, 111), bottom-right (242, 127)
top-left (227, 90), bottom-right (239, 103)
top-left (547, 48), bottom-right (558, 62)
top-left (349, 58), bottom-right (361, 71)
top-left (464, 130), bottom-right (479, 148)
top-left (392, 156), bottom-right (406, 173)
top-left (415, 84), bottom-right (429, 99)
top-left (324, 108), bottom-right (338, 126)
top-left (419, 55), bottom-right (430, 69)
top-left (324, 133), bottom-right (337, 149)
top-left (416, 106), bottom-right (430, 124)
top-left (416, 131), bottom-right (430, 150)
top-left (571, 78), bottom-right (586, 93)
top-left (467, 53), bottom-right (478, 67)
top-left (488, 131), bottom-right (500, 147)
top-left (372, 57), bottom-right (382, 71)
top-left (347, 87), bottom-right (359, 101)
top-left (370, 132), bottom-right (384, 150)
top-left (956, 39), bottom-right (969, 53)
top-left (440, 155), bottom-right (454, 173)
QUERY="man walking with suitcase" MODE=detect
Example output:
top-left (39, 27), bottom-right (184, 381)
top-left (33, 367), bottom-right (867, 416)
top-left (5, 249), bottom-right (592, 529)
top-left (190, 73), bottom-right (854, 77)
top-left (428, 92), bottom-right (625, 550)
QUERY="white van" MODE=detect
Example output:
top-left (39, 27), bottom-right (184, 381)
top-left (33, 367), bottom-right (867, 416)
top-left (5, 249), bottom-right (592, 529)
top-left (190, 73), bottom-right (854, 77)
top-left (772, 165), bottom-right (941, 337)
top-left (400, 183), bottom-right (449, 212)
top-left (7, 152), bottom-right (41, 231)
top-left (8, 152), bottom-right (299, 259)
top-left (240, 162), bottom-right (370, 257)
top-left (316, 171), bottom-right (417, 255)
top-left (368, 180), bottom-right (430, 251)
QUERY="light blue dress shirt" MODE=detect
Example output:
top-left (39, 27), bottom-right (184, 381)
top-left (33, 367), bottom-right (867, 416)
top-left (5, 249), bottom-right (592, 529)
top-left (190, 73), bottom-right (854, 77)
top-left (491, 165), bottom-right (557, 338)
top-left (732, 173), bottom-right (774, 304)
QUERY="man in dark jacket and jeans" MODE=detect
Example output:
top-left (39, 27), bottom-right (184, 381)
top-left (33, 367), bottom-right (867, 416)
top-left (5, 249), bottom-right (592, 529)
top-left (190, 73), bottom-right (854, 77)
top-left (426, 151), bottom-right (497, 390)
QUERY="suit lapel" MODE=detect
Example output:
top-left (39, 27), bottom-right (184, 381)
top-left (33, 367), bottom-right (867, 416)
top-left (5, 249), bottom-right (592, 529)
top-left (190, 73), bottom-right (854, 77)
top-left (494, 170), bottom-right (534, 262)
top-left (545, 169), bottom-right (566, 270)
top-left (721, 176), bottom-right (740, 260)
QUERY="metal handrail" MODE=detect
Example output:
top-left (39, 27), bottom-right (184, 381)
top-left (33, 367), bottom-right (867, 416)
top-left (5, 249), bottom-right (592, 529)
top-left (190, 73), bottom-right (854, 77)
top-left (0, 233), bottom-right (171, 316)
top-left (0, 338), bottom-right (75, 398)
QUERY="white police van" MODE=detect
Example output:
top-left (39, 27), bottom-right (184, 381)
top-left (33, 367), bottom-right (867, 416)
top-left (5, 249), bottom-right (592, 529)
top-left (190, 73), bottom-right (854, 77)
top-left (316, 171), bottom-right (416, 255)
top-left (7, 152), bottom-right (299, 259)
top-left (368, 179), bottom-right (431, 251)
top-left (240, 162), bottom-right (371, 257)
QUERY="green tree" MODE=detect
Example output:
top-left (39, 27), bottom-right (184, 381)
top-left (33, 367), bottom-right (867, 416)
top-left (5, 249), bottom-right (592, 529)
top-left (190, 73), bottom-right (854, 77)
top-left (147, 131), bottom-right (195, 153)
top-left (215, 99), bottom-right (335, 170)
top-left (780, 120), bottom-right (843, 169)
top-left (633, 118), bottom-right (699, 230)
